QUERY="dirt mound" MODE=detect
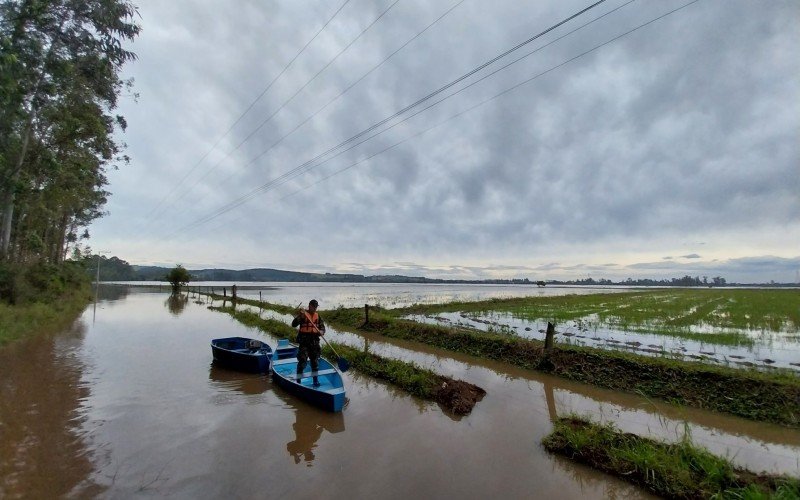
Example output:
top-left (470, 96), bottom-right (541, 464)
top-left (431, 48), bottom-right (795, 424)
top-left (433, 378), bottom-right (486, 415)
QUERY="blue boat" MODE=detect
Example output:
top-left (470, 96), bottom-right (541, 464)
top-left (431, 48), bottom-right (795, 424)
top-left (271, 353), bottom-right (346, 413)
top-left (211, 337), bottom-right (273, 373)
top-left (274, 338), bottom-right (299, 360)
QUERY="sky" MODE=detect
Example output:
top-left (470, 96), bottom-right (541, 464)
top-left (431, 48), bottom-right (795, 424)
top-left (89, 0), bottom-right (800, 283)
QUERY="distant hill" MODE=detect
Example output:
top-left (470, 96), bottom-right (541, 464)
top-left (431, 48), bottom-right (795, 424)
top-left (84, 255), bottom-right (788, 286)
top-left (130, 266), bottom-right (479, 284)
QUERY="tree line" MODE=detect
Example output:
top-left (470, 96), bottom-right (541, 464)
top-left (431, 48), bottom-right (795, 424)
top-left (0, 0), bottom-right (139, 265)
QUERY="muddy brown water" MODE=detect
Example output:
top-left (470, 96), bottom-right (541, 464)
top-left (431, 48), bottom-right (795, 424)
top-left (1, 288), bottom-right (798, 498)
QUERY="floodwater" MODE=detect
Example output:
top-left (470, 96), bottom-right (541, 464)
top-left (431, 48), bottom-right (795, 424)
top-left (1, 286), bottom-right (798, 499)
top-left (115, 281), bottom-right (633, 308)
top-left (406, 311), bottom-right (800, 371)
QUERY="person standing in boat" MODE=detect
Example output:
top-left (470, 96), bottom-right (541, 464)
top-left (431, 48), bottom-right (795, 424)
top-left (292, 299), bottom-right (326, 386)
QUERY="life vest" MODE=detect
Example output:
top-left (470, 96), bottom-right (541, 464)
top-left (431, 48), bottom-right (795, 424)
top-left (299, 311), bottom-right (320, 334)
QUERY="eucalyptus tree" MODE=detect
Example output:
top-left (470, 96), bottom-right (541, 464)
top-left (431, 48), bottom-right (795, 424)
top-left (0, 0), bottom-right (139, 262)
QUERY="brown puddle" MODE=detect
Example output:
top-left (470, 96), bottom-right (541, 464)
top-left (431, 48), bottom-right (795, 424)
top-left (1, 288), bottom-right (797, 498)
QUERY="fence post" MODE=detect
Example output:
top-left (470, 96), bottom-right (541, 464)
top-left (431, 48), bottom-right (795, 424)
top-left (545, 322), bottom-right (555, 351)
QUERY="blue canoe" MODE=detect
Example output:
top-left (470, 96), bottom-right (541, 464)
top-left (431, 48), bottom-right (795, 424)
top-left (271, 354), bottom-right (346, 413)
top-left (211, 337), bottom-right (273, 373)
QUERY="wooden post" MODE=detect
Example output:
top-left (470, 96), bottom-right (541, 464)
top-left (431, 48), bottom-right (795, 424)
top-left (223, 287), bottom-right (226, 297)
top-left (545, 322), bottom-right (555, 351)
top-left (232, 284), bottom-right (237, 301)
top-left (359, 304), bottom-right (370, 329)
top-left (259, 291), bottom-right (262, 302)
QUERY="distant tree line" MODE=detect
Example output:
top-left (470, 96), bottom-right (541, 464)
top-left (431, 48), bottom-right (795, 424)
top-left (83, 257), bottom-right (747, 287)
top-left (560, 275), bottom-right (727, 287)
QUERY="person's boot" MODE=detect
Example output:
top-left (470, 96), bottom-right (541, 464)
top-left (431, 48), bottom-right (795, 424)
top-left (312, 376), bottom-right (320, 387)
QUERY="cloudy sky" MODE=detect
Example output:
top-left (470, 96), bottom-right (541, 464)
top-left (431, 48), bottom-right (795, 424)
top-left (90, 0), bottom-right (800, 282)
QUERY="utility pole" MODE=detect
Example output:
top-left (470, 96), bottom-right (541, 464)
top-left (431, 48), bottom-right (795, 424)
top-left (95, 250), bottom-right (110, 286)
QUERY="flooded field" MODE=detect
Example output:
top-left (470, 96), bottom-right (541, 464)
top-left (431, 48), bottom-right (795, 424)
top-left (403, 289), bottom-right (800, 371)
top-left (2, 285), bottom-right (799, 498)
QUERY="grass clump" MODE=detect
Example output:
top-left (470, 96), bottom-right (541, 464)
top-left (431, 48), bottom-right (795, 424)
top-left (209, 305), bottom-right (485, 415)
top-left (543, 416), bottom-right (800, 499)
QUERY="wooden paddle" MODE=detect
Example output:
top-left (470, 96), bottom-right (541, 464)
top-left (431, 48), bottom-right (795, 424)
top-left (298, 308), bottom-right (350, 372)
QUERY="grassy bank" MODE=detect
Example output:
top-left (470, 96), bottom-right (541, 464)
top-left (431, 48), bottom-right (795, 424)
top-left (210, 305), bottom-right (485, 415)
top-left (542, 417), bottom-right (800, 498)
top-left (0, 262), bottom-right (92, 346)
top-left (321, 306), bottom-right (800, 427)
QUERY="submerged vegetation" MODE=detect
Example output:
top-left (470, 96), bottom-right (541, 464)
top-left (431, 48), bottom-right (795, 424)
top-left (322, 306), bottom-right (800, 427)
top-left (209, 291), bottom-right (800, 426)
top-left (543, 416), bottom-right (800, 499)
top-left (401, 289), bottom-right (800, 337)
top-left (209, 304), bottom-right (485, 415)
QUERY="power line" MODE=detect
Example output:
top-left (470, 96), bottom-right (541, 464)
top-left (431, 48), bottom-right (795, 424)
top-left (159, 0), bottom-right (403, 221)
top-left (174, 0), bottom-right (613, 233)
top-left (213, 0), bottom-right (469, 189)
top-left (196, 0), bottom-right (701, 234)
top-left (144, 0), bottom-right (352, 220)
top-left (150, 0), bottom-right (467, 236)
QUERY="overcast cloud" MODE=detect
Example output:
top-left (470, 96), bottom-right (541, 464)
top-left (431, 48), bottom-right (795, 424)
top-left (89, 0), bottom-right (800, 282)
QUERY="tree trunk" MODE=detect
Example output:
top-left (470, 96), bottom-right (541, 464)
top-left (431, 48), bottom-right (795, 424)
top-left (0, 121), bottom-right (33, 259)
top-left (55, 213), bottom-right (70, 264)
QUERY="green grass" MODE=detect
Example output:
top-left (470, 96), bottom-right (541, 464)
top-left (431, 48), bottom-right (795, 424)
top-left (209, 305), bottom-right (485, 414)
top-left (543, 416), bottom-right (800, 499)
top-left (0, 286), bottom-right (91, 346)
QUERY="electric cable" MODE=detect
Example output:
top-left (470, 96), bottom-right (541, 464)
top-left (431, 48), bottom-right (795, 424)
top-left (144, 0), bottom-right (352, 220)
top-left (173, 0), bottom-right (614, 233)
top-left (159, 0), bottom-right (403, 219)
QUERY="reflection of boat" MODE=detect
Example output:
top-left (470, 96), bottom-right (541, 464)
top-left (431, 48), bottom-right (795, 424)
top-left (271, 356), bottom-right (346, 412)
top-left (207, 365), bottom-right (271, 395)
top-left (272, 386), bottom-right (346, 466)
top-left (211, 337), bottom-right (273, 373)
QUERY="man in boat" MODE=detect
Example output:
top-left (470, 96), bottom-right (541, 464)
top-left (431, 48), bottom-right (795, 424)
top-left (292, 299), bottom-right (326, 386)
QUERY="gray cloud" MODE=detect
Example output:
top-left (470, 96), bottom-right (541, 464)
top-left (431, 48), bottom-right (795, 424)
top-left (89, 0), bottom-right (799, 283)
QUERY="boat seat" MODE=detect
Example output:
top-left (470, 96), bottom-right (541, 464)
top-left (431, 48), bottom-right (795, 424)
top-left (295, 368), bottom-right (337, 379)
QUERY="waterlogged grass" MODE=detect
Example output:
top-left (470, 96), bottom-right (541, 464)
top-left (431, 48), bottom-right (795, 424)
top-left (323, 306), bottom-right (800, 427)
top-left (400, 289), bottom-right (800, 345)
top-left (543, 417), bottom-right (800, 499)
top-left (0, 290), bottom-right (91, 346)
top-left (212, 297), bottom-right (800, 426)
top-left (209, 305), bottom-right (484, 414)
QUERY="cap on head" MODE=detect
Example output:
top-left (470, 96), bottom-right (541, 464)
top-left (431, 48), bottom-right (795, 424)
top-left (309, 299), bottom-right (319, 308)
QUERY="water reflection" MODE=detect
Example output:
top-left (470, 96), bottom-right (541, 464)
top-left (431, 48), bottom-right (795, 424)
top-left (208, 365), bottom-right (270, 395)
top-left (272, 389), bottom-right (345, 467)
top-left (0, 319), bottom-right (104, 498)
top-left (165, 293), bottom-right (189, 316)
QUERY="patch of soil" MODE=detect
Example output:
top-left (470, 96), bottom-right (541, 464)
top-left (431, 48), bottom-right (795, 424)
top-left (433, 378), bottom-right (486, 415)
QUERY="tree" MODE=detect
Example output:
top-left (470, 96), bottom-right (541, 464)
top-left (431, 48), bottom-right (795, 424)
top-left (165, 264), bottom-right (190, 293)
top-left (0, 0), bottom-right (140, 262)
